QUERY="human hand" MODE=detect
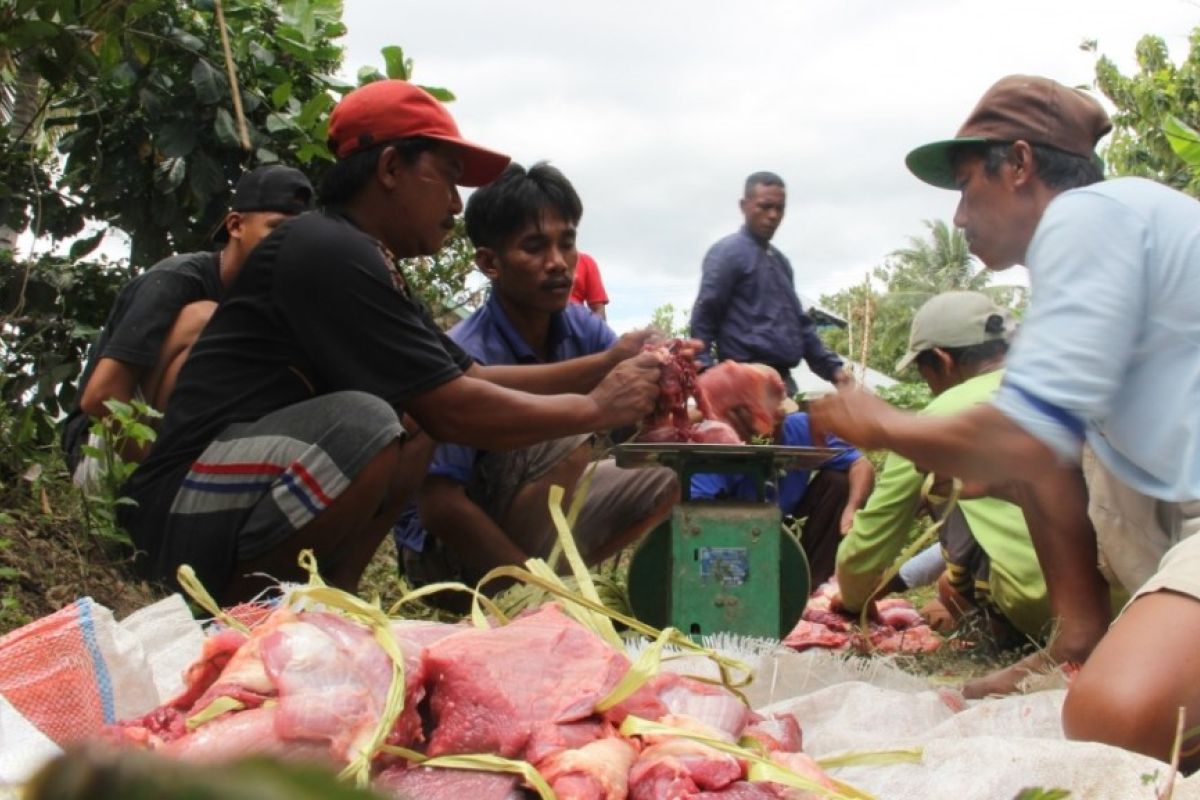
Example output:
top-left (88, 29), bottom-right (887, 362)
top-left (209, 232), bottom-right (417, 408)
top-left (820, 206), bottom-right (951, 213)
top-left (962, 651), bottom-right (1057, 699)
top-left (838, 505), bottom-right (857, 535)
top-left (832, 368), bottom-right (856, 390)
top-left (919, 598), bottom-right (957, 633)
top-left (609, 328), bottom-right (662, 364)
top-left (808, 386), bottom-right (896, 450)
top-left (589, 350), bottom-right (661, 430)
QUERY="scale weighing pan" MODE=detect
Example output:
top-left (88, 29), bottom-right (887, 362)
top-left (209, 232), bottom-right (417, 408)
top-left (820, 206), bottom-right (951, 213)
top-left (614, 442), bottom-right (846, 471)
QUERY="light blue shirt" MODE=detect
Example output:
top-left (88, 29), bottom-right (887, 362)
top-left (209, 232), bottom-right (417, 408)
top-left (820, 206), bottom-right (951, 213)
top-left (992, 177), bottom-right (1200, 501)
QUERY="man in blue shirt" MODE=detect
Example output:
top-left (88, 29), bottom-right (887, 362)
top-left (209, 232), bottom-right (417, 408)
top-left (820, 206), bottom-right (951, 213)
top-left (689, 172), bottom-right (851, 393)
top-left (398, 162), bottom-right (679, 591)
top-left (812, 75), bottom-right (1200, 766)
top-left (691, 380), bottom-right (873, 587)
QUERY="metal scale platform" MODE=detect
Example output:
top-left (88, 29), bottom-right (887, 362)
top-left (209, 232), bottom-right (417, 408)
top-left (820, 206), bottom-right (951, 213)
top-left (615, 442), bottom-right (844, 639)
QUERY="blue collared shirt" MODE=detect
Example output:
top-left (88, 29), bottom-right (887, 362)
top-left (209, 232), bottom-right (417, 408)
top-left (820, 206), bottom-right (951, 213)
top-left (689, 226), bottom-right (843, 380)
top-left (394, 292), bottom-right (618, 550)
top-left (689, 413), bottom-right (861, 513)
top-left (992, 177), bottom-right (1200, 501)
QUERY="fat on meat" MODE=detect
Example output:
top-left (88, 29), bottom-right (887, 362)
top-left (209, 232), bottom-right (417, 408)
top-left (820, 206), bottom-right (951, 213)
top-left (422, 604), bottom-right (632, 759)
top-left (653, 674), bottom-right (753, 741)
top-left (695, 362), bottom-right (786, 438)
top-left (628, 738), bottom-right (744, 799)
top-left (538, 735), bottom-right (640, 800)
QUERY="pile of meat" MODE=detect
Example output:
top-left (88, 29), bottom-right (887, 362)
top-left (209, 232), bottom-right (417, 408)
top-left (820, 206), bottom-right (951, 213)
top-left (106, 603), bottom-right (846, 799)
top-left (782, 580), bottom-right (942, 655)
top-left (639, 342), bottom-right (785, 445)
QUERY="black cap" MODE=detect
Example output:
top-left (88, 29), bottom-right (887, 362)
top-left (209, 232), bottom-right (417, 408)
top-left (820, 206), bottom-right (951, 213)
top-left (212, 165), bottom-right (314, 243)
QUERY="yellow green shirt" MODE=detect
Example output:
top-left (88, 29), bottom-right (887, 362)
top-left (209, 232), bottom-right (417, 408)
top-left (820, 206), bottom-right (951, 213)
top-left (835, 370), bottom-right (1052, 637)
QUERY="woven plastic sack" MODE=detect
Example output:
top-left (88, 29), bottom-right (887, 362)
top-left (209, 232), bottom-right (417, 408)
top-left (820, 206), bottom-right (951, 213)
top-left (0, 595), bottom-right (202, 761)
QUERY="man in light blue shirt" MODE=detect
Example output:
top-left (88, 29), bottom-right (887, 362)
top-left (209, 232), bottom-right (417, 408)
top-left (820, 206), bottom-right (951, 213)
top-left (810, 74), bottom-right (1200, 766)
top-left (397, 162), bottom-right (678, 594)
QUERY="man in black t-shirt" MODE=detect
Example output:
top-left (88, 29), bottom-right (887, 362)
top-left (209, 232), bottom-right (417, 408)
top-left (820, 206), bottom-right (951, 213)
top-left (119, 80), bottom-right (663, 604)
top-left (63, 165), bottom-right (314, 489)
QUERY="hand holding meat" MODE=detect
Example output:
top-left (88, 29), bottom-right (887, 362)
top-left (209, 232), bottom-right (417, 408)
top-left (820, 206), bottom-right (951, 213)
top-left (588, 350), bottom-right (662, 430)
top-left (607, 327), bottom-right (667, 365)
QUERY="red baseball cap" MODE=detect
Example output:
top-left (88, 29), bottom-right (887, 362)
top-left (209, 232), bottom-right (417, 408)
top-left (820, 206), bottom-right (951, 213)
top-left (327, 80), bottom-right (510, 187)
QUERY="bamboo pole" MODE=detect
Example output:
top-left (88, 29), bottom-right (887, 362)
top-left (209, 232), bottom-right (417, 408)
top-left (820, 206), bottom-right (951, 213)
top-left (858, 273), bottom-right (873, 384)
top-left (214, 0), bottom-right (251, 152)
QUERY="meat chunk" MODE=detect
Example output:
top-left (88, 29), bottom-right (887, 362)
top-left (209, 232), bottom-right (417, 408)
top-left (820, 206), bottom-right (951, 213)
top-left (539, 735), bottom-right (640, 800)
top-left (695, 362), bottom-right (786, 438)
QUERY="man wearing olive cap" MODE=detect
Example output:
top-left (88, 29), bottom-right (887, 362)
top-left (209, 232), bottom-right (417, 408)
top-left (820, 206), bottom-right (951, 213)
top-left (811, 74), bottom-right (1200, 765)
top-left (119, 81), bottom-right (663, 605)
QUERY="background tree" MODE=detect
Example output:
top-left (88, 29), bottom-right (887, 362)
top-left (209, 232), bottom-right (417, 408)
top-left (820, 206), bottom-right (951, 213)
top-left (1089, 28), bottom-right (1200, 196)
top-left (649, 302), bottom-right (690, 338)
top-left (820, 219), bottom-right (1023, 378)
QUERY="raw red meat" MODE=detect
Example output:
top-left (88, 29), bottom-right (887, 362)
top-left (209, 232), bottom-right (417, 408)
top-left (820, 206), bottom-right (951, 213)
top-left (688, 419), bottom-right (743, 444)
top-left (422, 604), bottom-right (631, 758)
top-left (374, 765), bottom-right (523, 800)
top-left (539, 735), bottom-right (640, 800)
top-left (783, 579), bottom-right (942, 655)
top-left (628, 738), bottom-right (744, 799)
top-left (741, 713), bottom-right (803, 754)
top-left (640, 339), bottom-right (699, 441)
top-left (695, 362), bottom-right (786, 438)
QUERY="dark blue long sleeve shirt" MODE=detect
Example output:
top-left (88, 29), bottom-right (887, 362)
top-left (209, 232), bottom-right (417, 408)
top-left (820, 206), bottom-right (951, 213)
top-left (689, 226), bottom-right (843, 381)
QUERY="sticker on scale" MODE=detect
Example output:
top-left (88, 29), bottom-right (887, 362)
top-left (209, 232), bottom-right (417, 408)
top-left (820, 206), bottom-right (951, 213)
top-left (698, 547), bottom-right (749, 587)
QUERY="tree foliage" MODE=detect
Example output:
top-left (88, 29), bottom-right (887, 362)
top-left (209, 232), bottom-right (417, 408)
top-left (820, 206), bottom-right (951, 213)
top-left (1090, 28), bottom-right (1200, 195)
top-left (649, 302), bottom-right (691, 338)
top-left (820, 220), bottom-right (1024, 378)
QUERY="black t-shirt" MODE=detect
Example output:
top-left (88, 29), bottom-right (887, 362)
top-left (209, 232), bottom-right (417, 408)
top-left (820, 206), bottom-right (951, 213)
top-left (120, 210), bottom-right (473, 578)
top-left (61, 252), bottom-right (222, 464)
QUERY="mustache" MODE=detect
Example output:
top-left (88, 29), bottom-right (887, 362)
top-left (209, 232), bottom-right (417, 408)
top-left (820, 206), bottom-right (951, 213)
top-left (541, 277), bottom-right (572, 290)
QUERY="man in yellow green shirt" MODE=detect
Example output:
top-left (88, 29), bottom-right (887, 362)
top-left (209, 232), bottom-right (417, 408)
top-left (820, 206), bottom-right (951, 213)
top-left (836, 291), bottom-right (1051, 640)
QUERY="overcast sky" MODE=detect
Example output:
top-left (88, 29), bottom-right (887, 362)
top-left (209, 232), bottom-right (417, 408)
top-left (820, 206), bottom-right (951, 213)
top-left (341, 1), bottom-right (1197, 335)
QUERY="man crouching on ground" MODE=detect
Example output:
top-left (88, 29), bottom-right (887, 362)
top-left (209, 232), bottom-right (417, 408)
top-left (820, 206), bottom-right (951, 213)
top-left (397, 161), bottom-right (680, 593)
top-left (119, 82), bottom-right (663, 605)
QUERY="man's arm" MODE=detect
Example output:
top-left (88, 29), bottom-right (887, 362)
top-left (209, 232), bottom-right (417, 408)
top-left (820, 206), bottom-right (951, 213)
top-left (797, 310), bottom-right (847, 385)
top-left (689, 246), bottom-right (739, 367)
top-left (470, 329), bottom-right (656, 395)
top-left (418, 476), bottom-right (530, 580)
top-left (836, 449), bottom-right (927, 611)
top-left (811, 391), bottom-right (1063, 486)
top-left (80, 358), bottom-right (141, 419)
top-left (839, 456), bottom-right (875, 533)
top-left (407, 351), bottom-right (659, 450)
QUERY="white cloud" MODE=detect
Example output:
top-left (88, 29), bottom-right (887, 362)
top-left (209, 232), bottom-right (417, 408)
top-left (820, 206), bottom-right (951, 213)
top-left (342, 0), bottom-right (1197, 333)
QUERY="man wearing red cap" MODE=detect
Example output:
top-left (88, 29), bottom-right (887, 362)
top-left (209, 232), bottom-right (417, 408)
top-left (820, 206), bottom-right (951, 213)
top-left (812, 75), bottom-right (1200, 766)
top-left (118, 80), bottom-right (663, 606)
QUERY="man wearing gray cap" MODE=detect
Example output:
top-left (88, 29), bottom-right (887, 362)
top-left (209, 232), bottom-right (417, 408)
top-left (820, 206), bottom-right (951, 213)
top-left (812, 75), bottom-right (1200, 765)
top-left (837, 291), bottom-right (1052, 645)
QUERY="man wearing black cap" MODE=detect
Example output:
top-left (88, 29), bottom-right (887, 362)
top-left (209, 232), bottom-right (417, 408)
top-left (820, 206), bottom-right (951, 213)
top-left (62, 164), bottom-right (314, 489)
top-left (118, 80), bottom-right (663, 606)
top-left (812, 75), bottom-right (1200, 766)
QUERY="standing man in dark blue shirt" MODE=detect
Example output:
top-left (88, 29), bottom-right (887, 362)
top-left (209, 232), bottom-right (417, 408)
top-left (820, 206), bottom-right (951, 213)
top-left (690, 171), bottom-right (851, 393)
top-left (398, 162), bottom-right (679, 591)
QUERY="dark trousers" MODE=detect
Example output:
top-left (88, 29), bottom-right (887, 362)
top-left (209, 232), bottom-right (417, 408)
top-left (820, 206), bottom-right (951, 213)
top-left (793, 469), bottom-right (849, 588)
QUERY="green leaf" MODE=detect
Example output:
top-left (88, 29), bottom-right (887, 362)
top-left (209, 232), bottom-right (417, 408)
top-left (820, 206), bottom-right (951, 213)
top-left (110, 62), bottom-right (137, 89)
top-left (157, 120), bottom-right (198, 158)
top-left (1164, 114), bottom-right (1200, 169)
top-left (271, 82), bottom-right (293, 109)
top-left (249, 41), bottom-right (275, 66)
top-left (154, 157), bottom-right (186, 192)
top-left (188, 150), bottom-right (226, 203)
top-left (265, 112), bottom-right (294, 133)
top-left (357, 66), bottom-right (384, 86)
top-left (172, 27), bottom-right (205, 52)
top-left (214, 107), bottom-right (240, 147)
top-left (256, 148), bottom-right (280, 164)
top-left (296, 92), bottom-right (333, 129)
top-left (69, 231), bottom-right (106, 261)
top-left (191, 59), bottom-right (225, 105)
top-left (130, 34), bottom-right (153, 65)
top-left (17, 19), bottom-right (60, 41)
top-left (420, 85), bottom-right (456, 102)
top-left (381, 45), bottom-right (409, 80)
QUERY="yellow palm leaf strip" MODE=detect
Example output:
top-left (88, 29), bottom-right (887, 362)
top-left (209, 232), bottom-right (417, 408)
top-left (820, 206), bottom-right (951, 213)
top-left (386, 580), bottom-right (510, 629)
top-left (176, 564), bottom-right (250, 635)
top-left (379, 746), bottom-right (555, 800)
top-left (594, 626), bottom-right (676, 711)
top-left (815, 748), bottom-right (923, 769)
top-left (545, 484), bottom-right (622, 649)
top-left (618, 715), bottom-right (873, 800)
top-left (185, 695), bottom-right (246, 731)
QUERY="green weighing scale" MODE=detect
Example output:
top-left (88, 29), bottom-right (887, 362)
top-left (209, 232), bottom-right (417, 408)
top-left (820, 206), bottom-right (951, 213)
top-left (615, 442), bottom-right (844, 639)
